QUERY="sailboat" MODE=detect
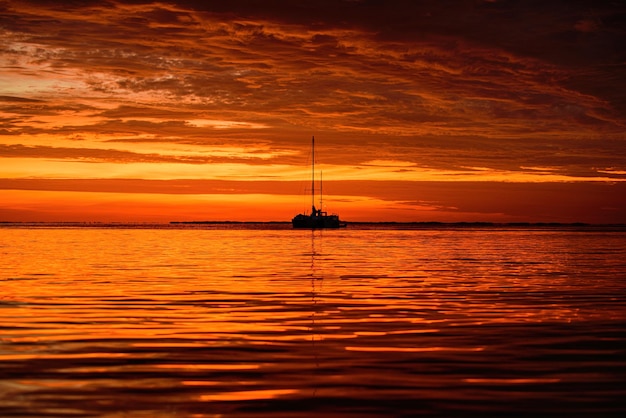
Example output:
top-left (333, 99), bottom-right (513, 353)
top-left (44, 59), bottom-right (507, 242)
top-left (292, 136), bottom-right (346, 229)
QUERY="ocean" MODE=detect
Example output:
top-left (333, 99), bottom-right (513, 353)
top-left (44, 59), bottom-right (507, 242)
top-left (1, 224), bottom-right (626, 417)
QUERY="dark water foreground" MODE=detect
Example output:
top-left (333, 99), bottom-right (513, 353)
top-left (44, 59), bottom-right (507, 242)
top-left (1, 226), bottom-right (626, 417)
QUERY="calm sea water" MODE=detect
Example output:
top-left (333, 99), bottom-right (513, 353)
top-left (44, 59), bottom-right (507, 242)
top-left (1, 225), bottom-right (626, 417)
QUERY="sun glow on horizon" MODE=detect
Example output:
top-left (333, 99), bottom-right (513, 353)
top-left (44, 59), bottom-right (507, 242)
top-left (2, 189), bottom-right (435, 223)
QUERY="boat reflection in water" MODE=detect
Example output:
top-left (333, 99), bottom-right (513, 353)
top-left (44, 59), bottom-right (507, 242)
top-left (292, 136), bottom-right (346, 229)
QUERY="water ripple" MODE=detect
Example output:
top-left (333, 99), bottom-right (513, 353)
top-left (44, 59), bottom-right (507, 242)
top-left (1, 228), bottom-right (625, 416)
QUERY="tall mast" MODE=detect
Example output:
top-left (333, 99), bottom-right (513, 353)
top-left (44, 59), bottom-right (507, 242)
top-left (320, 170), bottom-right (323, 211)
top-left (311, 136), bottom-right (315, 212)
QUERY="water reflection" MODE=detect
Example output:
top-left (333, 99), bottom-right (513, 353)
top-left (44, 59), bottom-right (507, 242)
top-left (1, 227), bottom-right (625, 416)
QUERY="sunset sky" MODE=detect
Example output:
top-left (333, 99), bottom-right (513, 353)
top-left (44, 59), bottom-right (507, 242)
top-left (1, 0), bottom-right (625, 223)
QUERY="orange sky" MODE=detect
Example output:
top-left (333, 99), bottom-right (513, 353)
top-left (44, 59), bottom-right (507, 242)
top-left (1, 0), bottom-right (625, 223)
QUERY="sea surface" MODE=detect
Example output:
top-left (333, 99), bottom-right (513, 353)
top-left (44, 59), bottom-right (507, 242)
top-left (1, 224), bottom-right (626, 417)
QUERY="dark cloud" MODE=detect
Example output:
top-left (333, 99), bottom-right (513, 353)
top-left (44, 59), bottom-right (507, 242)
top-left (0, 143), bottom-right (198, 164)
top-left (0, 143), bottom-right (289, 165)
top-left (0, 95), bottom-right (44, 103)
top-left (3, 1), bottom-right (623, 130)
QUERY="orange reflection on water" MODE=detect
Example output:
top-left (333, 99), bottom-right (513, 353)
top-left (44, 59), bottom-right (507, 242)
top-left (156, 364), bottom-right (259, 371)
top-left (198, 389), bottom-right (299, 401)
top-left (464, 378), bottom-right (562, 384)
top-left (2, 226), bottom-right (625, 417)
top-left (345, 346), bottom-right (486, 352)
top-left (130, 342), bottom-right (208, 348)
top-left (1, 352), bottom-right (129, 360)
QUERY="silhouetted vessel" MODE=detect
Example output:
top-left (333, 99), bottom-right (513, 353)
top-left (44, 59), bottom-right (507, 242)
top-left (292, 136), bottom-right (346, 229)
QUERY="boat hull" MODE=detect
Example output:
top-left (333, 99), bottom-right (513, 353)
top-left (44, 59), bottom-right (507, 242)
top-left (292, 214), bottom-right (346, 229)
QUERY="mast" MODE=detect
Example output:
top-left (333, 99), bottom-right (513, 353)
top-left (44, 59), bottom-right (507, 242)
top-left (320, 171), bottom-right (323, 212)
top-left (311, 136), bottom-right (315, 213)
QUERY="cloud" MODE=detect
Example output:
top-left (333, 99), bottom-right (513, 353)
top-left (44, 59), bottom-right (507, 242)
top-left (1, 0), bottom-right (625, 221)
top-left (0, 95), bottom-right (43, 103)
top-left (0, 143), bottom-right (295, 166)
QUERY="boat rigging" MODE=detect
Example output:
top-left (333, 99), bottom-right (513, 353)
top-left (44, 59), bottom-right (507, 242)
top-left (292, 136), bottom-right (346, 229)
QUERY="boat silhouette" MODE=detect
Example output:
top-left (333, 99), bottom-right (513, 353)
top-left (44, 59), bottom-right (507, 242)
top-left (292, 136), bottom-right (346, 229)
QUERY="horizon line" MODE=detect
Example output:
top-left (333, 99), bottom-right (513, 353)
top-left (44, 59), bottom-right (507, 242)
top-left (2, 220), bottom-right (625, 228)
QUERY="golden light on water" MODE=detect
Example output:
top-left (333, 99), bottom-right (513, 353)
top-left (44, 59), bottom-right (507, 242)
top-left (3, 226), bottom-right (625, 416)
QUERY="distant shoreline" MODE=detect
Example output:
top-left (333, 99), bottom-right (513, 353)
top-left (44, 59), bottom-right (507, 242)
top-left (170, 221), bottom-right (626, 230)
top-left (2, 221), bottom-right (625, 231)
